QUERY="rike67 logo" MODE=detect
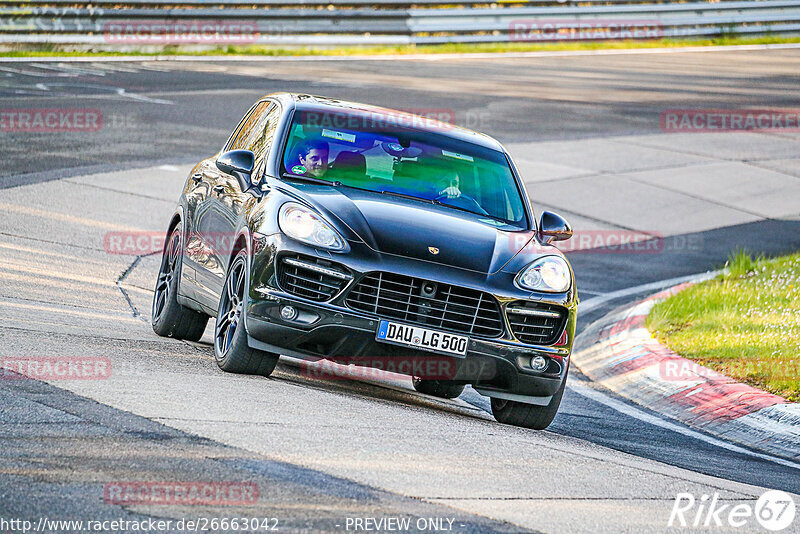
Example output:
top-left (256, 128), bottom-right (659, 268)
top-left (669, 490), bottom-right (796, 531)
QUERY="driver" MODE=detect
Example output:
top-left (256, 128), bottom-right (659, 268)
top-left (295, 139), bottom-right (329, 178)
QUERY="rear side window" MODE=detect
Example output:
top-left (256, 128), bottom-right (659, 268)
top-left (249, 106), bottom-right (280, 162)
top-left (229, 101), bottom-right (273, 151)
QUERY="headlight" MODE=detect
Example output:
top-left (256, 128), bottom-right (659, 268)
top-left (278, 202), bottom-right (345, 250)
top-left (516, 256), bottom-right (571, 293)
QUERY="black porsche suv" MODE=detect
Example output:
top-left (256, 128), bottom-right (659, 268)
top-left (152, 93), bottom-right (577, 430)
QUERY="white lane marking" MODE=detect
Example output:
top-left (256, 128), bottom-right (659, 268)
top-left (578, 270), bottom-right (720, 314)
top-left (36, 63), bottom-right (109, 76)
top-left (114, 86), bottom-right (173, 105)
top-left (0, 201), bottom-right (144, 232)
top-left (0, 299), bottom-right (140, 323)
top-left (0, 241), bottom-right (108, 265)
top-left (19, 81), bottom-right (173, 104)
top-left (570, 384), bottom-right (800, 471)
top-left (578, 288), bottom-right (607, 296)
top-left (158, 164), bottom-right (181, 172)
top-left (0, 66), bottom-right (80, 77)
top-left (2, 43), bottom-right (800, 64)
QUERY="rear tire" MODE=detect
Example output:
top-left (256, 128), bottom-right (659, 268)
top-left (214, 249), bottom-right (279, 377)
top-left (412, 377), bottom-right (465, 399)
top-left (151, 224), bottom-right (208, 341)
top-left (490, 371), bottom-right (567, 430)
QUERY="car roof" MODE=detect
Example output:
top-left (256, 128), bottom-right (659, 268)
top-left (265, 92), bottom-right (506, 153)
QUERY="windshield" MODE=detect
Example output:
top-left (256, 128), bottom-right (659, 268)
top-left (280, 109), bottom-right (528, 227)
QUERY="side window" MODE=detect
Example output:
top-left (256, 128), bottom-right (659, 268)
top-left (228, 101), bottom-right (280, 183)
top-left (248, 105), bottom-right (281, 182)
top-left (227, 103), bottom-right (259, 151)
top-left (228, 101), bottom-right (272, 151)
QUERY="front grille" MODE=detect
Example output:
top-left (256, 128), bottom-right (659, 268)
top-left (507, 302), bottom-right (568, 345)
top-left (345, 272), bottom-right (504, 337)
top-left (276, 254), bottom-right (351, 302)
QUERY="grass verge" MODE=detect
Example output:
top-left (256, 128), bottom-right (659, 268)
top-left (2, 35), bottom-right (800, 58)
top-left (647, 250), bottom-right (800, 402)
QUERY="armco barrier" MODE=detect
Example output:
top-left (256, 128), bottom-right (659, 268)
top-left (0, 0), bottom-right (798, 46)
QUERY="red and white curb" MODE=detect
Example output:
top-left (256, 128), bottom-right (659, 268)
top-left (573, 283), bottom-right (800, 461)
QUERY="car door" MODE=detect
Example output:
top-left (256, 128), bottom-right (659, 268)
top-left (190, 101), bottom-right (267, 311)
top-left (214, 100), bottom-right (283, 262)
top-left (181, 160), bottom-right (217, 304)
top-left (193, 100), bottom-right (281, 311)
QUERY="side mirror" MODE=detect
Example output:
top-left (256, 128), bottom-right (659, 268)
top-left (539, 211), bottom-right (573, 244)
top-left (216, 150), bottom-right (256, 193)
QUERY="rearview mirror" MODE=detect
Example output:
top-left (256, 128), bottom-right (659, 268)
top-left (539, 211), bottom-right (573, 244)
top-left (216, 150), bottom-right (256, 193)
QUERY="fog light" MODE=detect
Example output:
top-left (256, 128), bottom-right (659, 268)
top-left (531, 355), bottom-right (548, 372)
top-left (280, 305), bottom-right (298, 321)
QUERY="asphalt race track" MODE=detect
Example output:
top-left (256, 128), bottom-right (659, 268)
top-left (1, 49), bottom-right (800, 533)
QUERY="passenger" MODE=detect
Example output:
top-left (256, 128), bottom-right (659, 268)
top-left (437, 169), bottom-right (462, 199)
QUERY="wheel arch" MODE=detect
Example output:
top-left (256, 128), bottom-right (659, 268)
top-left (223, 227), bottom-right (255, 292)
top-left (228, 227), bottom-right (253, 268)
top-left (164, 208), bottom-right (185, 253)
top-left (162, 207), bottom-right (189, 303)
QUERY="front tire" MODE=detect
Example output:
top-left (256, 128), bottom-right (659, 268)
top-left (214, 249), bottom-right (279, 377)
top-left (412, 377), bottom-right (465, 399)
top-left (490, 371), bottom-right (567, 430)
top-left (152, 224), bottom-right (208, 341)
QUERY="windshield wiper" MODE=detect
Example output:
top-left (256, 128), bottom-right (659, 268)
top-left (378, 189), bottom-right (510, 224)
top-left (380, 190), bottom-right (434, 204)
top-left (281, 172), bottom-right (341, 186)
top-left (431, 198), bottom-right (495, 219)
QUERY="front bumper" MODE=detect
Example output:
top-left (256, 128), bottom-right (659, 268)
top-left (247, 291), bottom-right (573, 400)
top-left (245, 235), bottom-right (576, 401)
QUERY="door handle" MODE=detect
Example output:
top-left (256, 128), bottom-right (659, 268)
top-left (212, 185), bottom-right (226, 195)
top-left (191, 173), bottom-right (202, 183)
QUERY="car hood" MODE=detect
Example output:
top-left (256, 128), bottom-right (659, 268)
top-left (284, 184), bottom-right (539, 274)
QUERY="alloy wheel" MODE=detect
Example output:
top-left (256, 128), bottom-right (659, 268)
top-left (152, 229), bottom-right (180, 323)
top-left (215, 257), bottom-right (246, 356)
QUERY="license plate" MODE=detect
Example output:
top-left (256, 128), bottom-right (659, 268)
top-left (376, 320), bottom-right (468, 357)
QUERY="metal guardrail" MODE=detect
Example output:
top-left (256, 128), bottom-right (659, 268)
top-left (0, 0), bottom-right (798, 46)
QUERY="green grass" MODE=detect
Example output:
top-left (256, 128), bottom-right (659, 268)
top-left (2, 35), bottom-right (800, 58)
top-left (647, 250), bottom-right (800, 402)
